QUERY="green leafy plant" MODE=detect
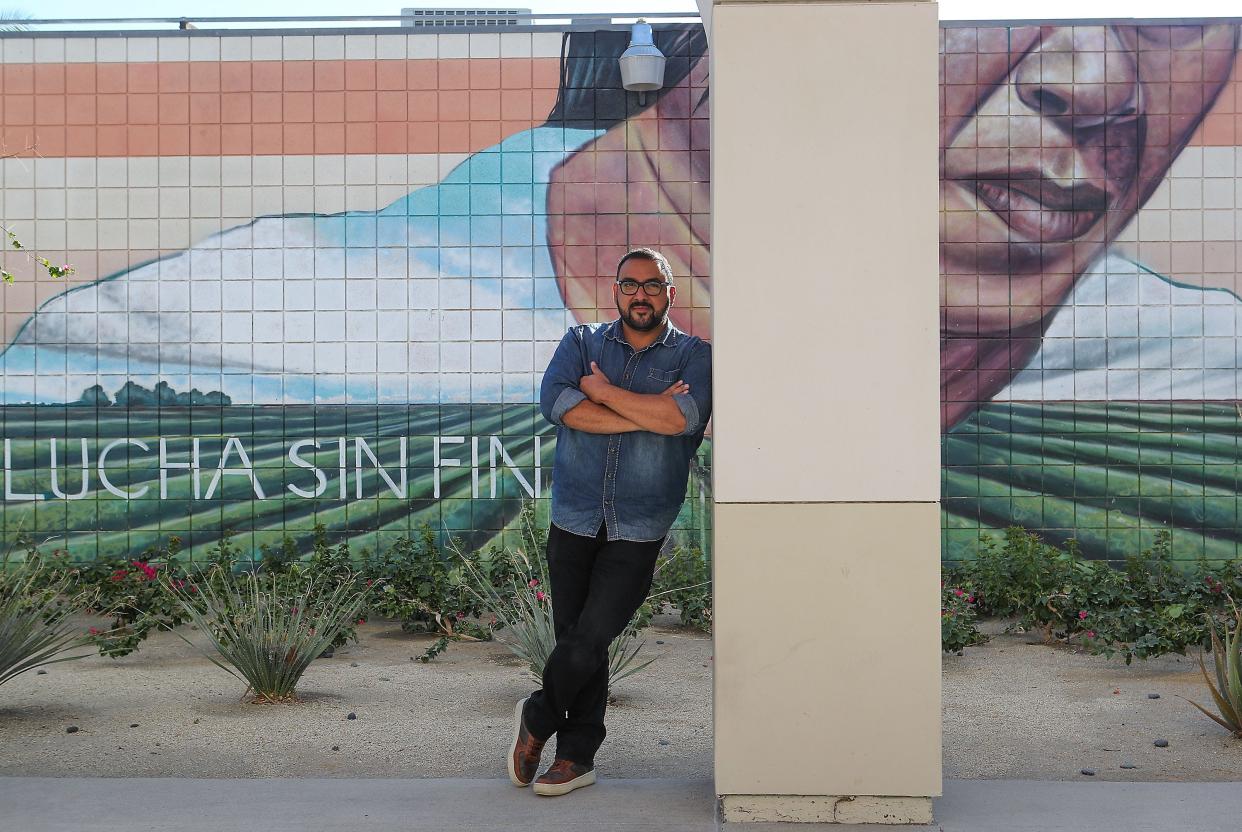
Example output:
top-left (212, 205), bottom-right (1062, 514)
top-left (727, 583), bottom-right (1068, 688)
top-left (2, 223), bottom-right (76, 283)
top-left (0, 553), bottom-right (98, 686)
top-left (647, 545), bottom-right (711, 632)
top-left (957, 527), bottom-right (1242, 664)
top-left (158, 565), bottom-right (366, 703)
top-left (1182, 599), bottom-right (1242, 737)
top-left (941, 579), bottom-right (988, 653)
top-left (363, 523), bottom-right (485, 641)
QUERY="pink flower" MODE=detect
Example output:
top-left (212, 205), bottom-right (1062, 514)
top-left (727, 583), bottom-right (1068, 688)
top-left (455, 611), bottom-right (465, 620)
top-left (967, 595), bottom-right (975, 603)
top-left (88, 626), bottom-right (100, 635)
top-left (357, 618), bottom-right (365, 625)
top-left (129, 560), bottom-right (157, 581)
top-left (174, 579), bottom-right (185, 589)
top-left (528, 579), bottom-right (539, 589)
top-left (952, 588), bottom-right (964, 597)
top-left (1078, 610), bottom-right (1088, 620)
top-left (1086, 631), bottom-right (1096, 639)
top-left (536, 590), bottom-right (546, 602)
top-left (110, 569), bottom-right (127, 582)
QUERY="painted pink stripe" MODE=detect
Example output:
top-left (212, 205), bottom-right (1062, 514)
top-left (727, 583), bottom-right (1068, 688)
top-left (0, 58), bottom-right (561, 156)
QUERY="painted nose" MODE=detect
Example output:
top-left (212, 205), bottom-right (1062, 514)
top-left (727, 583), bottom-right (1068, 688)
top-left (1013, 26), bottom-right (1140, 131)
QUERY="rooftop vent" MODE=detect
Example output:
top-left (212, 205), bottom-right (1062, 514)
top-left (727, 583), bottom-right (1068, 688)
top-left (400, 8), bottom-right (532, 27)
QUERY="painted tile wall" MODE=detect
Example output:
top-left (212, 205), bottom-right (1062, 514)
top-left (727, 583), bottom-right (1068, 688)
top-left (3, 21), bottom-right (1242, 564)
top-left (940, 22), bottom-right (1242, 561)
top-left (0, 27), bottom-right (712, 561)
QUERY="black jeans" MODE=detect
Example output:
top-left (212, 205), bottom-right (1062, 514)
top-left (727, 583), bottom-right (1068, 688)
top-left (523, 523), bottom-right (664, 767)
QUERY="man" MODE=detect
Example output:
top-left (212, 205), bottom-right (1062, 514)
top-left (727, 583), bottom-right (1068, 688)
top-left (508, 247), bottom-right (712, 796)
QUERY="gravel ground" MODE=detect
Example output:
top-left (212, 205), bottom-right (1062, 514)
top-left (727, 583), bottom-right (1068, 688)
top-left (1, 615), bottom-right (1239, 781)
top-left (0, 613), bottom-right (713, 779)
top-left (943, 621), bottom-right (1241, 781)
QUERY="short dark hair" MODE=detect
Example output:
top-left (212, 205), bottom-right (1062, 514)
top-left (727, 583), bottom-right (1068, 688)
top-left (616, 248), bottom-right (674, 283)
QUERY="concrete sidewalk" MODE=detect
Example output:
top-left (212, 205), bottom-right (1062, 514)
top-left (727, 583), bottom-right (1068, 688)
top-left (3, 777), bottom-right (1242, 831)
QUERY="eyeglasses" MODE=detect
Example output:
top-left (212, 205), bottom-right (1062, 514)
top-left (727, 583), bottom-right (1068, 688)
top-left (616, 278), bottom-right (671, 296)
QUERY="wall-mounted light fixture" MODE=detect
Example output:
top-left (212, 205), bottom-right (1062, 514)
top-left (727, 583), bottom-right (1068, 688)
top-left (619, 20), bottom-right (666, 105)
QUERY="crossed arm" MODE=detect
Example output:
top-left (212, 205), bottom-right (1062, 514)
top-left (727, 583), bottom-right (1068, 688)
top-left (562, 362), bottom-right (689, 436)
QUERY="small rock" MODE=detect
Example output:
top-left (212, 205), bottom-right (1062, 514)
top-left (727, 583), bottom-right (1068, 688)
top-left (1147, 693), bottom-right (1160, 700)
top-left (351, 662), bottom-right (359, 667)
top-left (36, 669), bottom-right (47, 675)
top-left (130, 723), bottom-right (139, 728)
top-left (192, 718), bottom-right (199, 724)
top-left (65, 726), bottom-right (79, 734)
top-left (347, 712), bottom-right (357, 720)
top-left (955, 650), bottom-right (964, 657)
top-left (1112, 689), bottom-right (1120, 695)
top-left (1154, 739), bottom-right (1169, 748)
top-left (379, 676), bottom-right (391, 681)
top-left (1080, 768), bottom-right (1095, 777)
top-left (1121, 763), bottom-right (1137, 770)
top-left (332, 745), bottom-right (340, 751)
top-left (658, 740), bottom-right (669, 746)
top-left (656, 640), bottom-right (664, 645)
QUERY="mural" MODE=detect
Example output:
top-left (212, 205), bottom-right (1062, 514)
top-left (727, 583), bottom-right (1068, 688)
top-left (940, 22), bottom-right (1242, 561)
top-left (0, 28), bottom-right (710, 560)
top-left (1, 21), bottom-right (1241, 563)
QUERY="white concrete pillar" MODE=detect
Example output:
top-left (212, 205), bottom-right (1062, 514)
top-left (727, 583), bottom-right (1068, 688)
top-left (705, 0), bottom-right (942, 824)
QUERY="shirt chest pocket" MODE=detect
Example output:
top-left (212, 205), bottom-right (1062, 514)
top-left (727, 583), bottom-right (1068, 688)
top-left (641, 366), bottom-right (680, 393)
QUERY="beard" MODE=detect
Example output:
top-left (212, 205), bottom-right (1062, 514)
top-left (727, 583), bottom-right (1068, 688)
top-left (617, 297), bottom-right (669, 332)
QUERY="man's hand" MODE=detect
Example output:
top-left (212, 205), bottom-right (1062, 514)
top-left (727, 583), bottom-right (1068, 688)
top-left (579, 361), bottom-right (613, 403)
top-left (662, 380), bottom-right (689, 396)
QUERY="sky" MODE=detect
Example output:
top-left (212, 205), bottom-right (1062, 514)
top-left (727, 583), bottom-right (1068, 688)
top-left (10, 0), bottom-right (1242, 26)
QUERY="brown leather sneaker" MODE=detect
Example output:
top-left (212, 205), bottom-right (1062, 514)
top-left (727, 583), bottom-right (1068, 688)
top-left (507, 697), bottom-right (547, 787)
top-left (532, 759), bottom-right (596, 796)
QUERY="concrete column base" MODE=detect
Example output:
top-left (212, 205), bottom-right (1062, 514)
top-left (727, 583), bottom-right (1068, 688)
top-left (720, 794), bottom-right (934, 825)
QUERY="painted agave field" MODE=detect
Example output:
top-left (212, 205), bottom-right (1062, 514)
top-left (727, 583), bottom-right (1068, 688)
top-left (944, 401), bottom-right (1242, 563)
top-left (0, 404), bottom-right (712, 562)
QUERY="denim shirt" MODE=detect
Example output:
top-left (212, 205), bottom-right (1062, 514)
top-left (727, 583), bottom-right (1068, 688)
top-left (539, 319), bottom-right (713, 542)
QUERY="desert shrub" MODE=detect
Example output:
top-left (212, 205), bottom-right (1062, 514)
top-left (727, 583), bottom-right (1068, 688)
top-left (1182, 598), bottom-right (1242, 737)
top-left (0, 551), bottom-right (98, 685)
top-left (253, 527), bottom-right (368, 653)
top-left (159, 565), bottom-right (365, 703)
top-left (459, 505), bottom-right (654, 683)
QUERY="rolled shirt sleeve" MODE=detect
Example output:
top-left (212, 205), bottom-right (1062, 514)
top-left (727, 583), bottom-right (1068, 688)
top-left (539, 328), bottom-right (587, 426)
top-left (673, 340), bottom-right (712, 437)
top-left (550, 386), bottom-right (588, 425)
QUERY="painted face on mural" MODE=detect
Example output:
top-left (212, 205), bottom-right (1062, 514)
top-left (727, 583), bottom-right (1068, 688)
top-left (548, 53), bottom-right (710, 339)
top-left (939, 23), bottom-right (1240, 428)
top-left (614, 256), bottom-right (678, 333)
